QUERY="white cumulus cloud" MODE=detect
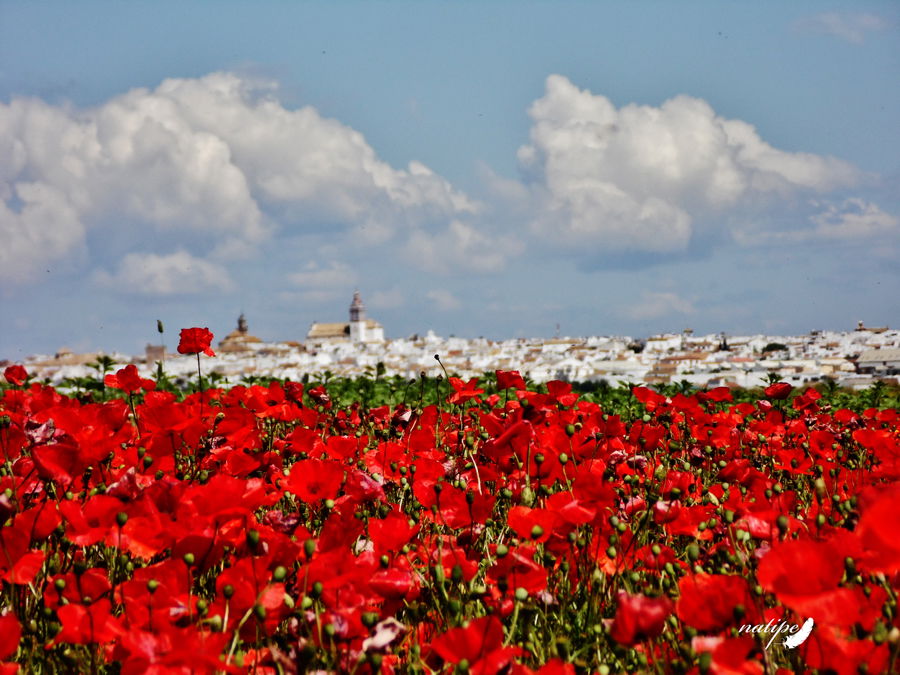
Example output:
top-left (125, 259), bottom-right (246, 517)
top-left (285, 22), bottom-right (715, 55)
top-left (0, 181), bottom-right (86, 281)
top-left (0, 72), bottom-right (476, 286)
top-left (94, 250), bottom-right (233, 295)
top-left (426, 289), bottom-right (461, 311)
top-left (288, 260), bottom-right (357, 289)
top-left (404, 220), bottom-right (524, 274)
top-left (369, 287), bottom-right (405, 310)
top-left (810, 199), bottom-right (899, 239)
top-left (149, 73), bottom-right (477, 229)
top-left (286, 261), bottom-right (357, 304)
top-left (517, 75), bottom-right (862, 254)
top-left (624, 291), bottom-right (696, 321)
top-left (796, 12), bottom-right (890, 44)
top-left (733, 198), bottom-right (899, 246)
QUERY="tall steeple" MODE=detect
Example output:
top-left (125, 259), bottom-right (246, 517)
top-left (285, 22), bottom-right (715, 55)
top-left (349, 290), bottom-right (366, 323)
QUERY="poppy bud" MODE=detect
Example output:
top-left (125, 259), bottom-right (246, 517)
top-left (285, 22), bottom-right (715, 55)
top-left (146, 579), bottom-right (159, 594)
top-left (776, 515), bottom-right (789, 535)
top-left (273, 565), bottom-right (287, 582)
top-left (445, 563), bottom-right (461, 583)
top-left (183, 553), bottom-right (195, 566)
top-left (116, 512), bottom-right (128, 527)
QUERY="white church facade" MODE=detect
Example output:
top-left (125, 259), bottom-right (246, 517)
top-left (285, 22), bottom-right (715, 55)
top-left (305, 291), bottom-right (385, 346)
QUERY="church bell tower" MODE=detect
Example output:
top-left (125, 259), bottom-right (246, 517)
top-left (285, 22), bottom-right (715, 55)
top-left (349, 291), bottom-right (367, 342)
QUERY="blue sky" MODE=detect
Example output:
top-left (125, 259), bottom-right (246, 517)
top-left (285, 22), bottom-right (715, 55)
top-left (2, 1), bottom-right (898, 358)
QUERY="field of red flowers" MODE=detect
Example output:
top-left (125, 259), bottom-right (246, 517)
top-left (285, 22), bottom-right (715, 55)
top-left (1, 329), bottom-right (899, 674)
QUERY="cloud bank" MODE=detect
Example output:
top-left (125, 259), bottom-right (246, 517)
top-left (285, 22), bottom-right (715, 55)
top-left (516, 75), bottom-right (863, 255)
top-left (0, 73), bottom-right (477, 286)
top-left (1, 71), bottom-right (893, 298)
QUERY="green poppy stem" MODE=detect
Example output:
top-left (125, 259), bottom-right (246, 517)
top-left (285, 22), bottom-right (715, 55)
top-left (197, 353), bottom-right (203, 420)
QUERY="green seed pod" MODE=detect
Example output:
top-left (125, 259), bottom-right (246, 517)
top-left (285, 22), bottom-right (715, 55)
top-left (776, 515), bottom-right (789, 534)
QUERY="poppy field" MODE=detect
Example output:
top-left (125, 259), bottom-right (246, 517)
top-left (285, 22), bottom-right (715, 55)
top-left (1, 328), bottom-right (899, 674)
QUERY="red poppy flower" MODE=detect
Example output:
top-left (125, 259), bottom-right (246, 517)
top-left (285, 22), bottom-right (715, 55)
top-left (854, 484), bottom-right (900, 574)
top-left (176, 327), bottom-right (216, 357)
top-left (104, 364), bottom-right (156, 393)
top-left (283, 380), bottom-right (304, 404)
top-left (54, 599), bottom-right (122, 645)
top-left (609, 591), bottom-right (672, 645)
top-left (0, 613), bottom-right (21, 660)
top-left (448, 377), bottom-right (484, 404)
top-left (507, 505), bottom-right (558, 544)
top-left (431, 615), bottom-right (523, 675)
top-left (764, 382), bottom-right (793, 400)
top-left (285, 458), bottom-right (345, 503)
top-left (496, 369), bottom-right (526, 391)
top-left (546, 380), bottom-right (579, 407)
top-left (677, 573), bottom-right (759, 632)
top-left (307, 385), bottom-right (331, 408)
top-left (3, 365), bottom-right (27, 386)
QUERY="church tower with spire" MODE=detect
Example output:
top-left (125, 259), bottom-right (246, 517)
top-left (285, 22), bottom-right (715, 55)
top-left (349, 290), bottom-right (367, 342)
top-left (305, 291), bottom-right (385, 345)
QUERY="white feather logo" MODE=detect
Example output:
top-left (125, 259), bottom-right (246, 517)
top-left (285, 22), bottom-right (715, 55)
top-left (783, 617), bottom-right (814, 649)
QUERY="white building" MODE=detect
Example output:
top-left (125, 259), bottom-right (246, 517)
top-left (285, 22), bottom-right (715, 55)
top-left (306, 291), bottom-right (385, 347)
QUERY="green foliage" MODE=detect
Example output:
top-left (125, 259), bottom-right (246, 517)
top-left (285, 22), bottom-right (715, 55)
top-left (5, 368), bottom-right (899, 415)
